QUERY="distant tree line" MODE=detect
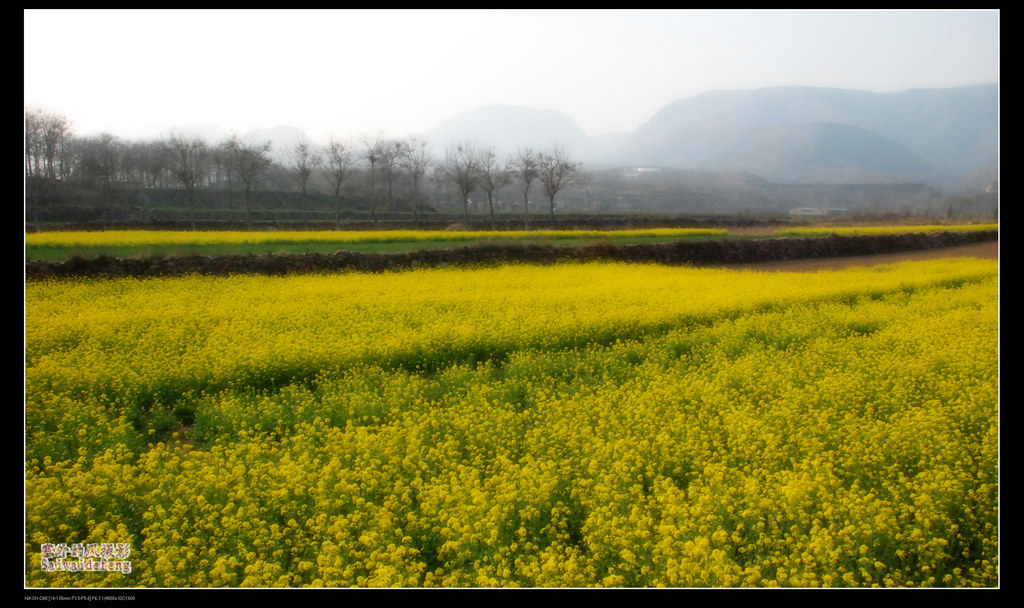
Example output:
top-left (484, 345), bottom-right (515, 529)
top-left (24, 106), bottom-right (584, 232)
top-left (25, 105), bottom-right (994, 231)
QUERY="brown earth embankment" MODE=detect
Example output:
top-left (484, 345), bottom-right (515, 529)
top-left (716, 240), bottom-right (997, 272)
top-left (24, 230), bottom-right (998, 280)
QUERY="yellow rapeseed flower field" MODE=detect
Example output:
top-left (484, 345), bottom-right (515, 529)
top-left (25, 258), bottom-right (998, 588)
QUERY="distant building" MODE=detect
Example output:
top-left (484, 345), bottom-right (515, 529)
top-left (789, 207), bottom-right (849, 217)
top-left (623, 167), bottom-right (664, 180)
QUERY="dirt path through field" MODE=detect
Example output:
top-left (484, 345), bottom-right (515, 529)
top-left (713, 240), bottom-right (999, 272)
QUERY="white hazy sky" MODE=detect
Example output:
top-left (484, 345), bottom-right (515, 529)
top-left (24, 9), bottom-right (999, 144)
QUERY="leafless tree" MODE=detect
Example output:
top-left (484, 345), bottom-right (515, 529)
top-left (25, 107), bottom-right (50, 231)
top-left (43, 112), bottom-right (73, 180)
top-left (122, 140), bottom-right (157, 187)
top-left (537, 146), bottom-right (581, 227)
top-left (213, 141), bottom-right (237, 208)
top-left (399, 136), bottom-right (433, 225)
top-left (221, 134), bottom-right (272, 229)
top-left (377, 139), bottom-right (403, 212)
top-left (508, 147), bottom-right (539, 230)
top-left (440, 141), bottom-right (481, 227)
top-left (477, 146), bottom-right (511, 230)
top-left (360, 132), bottom-right (391, 225)
top-left (77, 133), bottom-right (124, 228)
top-left (25, 107), bottom-right (73, 231)
top-left (287, 140), bottom-right (317, 205)
top-left (164, 132), bottom-right (211, 230)
top-left (25, 106), bottom-right (44, 178)
top-left (319, 135), bottom-right (355, 229)
top-left (138, 139), bottom-right (173, 189)
top-left (25, 106), bottom-right (73, 180)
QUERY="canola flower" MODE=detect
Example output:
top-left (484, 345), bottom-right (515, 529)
top-left (772, 224), bottom-right (998, 237)
top-left (25, 258), bottom-right (998, 588)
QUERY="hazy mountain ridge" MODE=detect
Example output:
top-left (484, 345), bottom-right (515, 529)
top-left (610, 84), bottom-right (995, 182)
top-left (239, 84), bottom-right (996, 191)
top-left (425, 105), bottom-right (594, 159)
top-left (695, 121), bottom-right (945, 184)
top-left (423, 84), bottom-right (997, 189)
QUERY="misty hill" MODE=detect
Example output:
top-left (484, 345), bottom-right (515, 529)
top-left (426, 105), bottom-right (596, 161)
top-left (242, 126), bottom-right (310, 161)
top-left (609, 84), bottom-right (997, 185)
top-left (418, 85), bottom-right (995, 188)
top-left (223, 84), bottom-right (995, 191)
top-left (661, 121), bottom-right (945, 185)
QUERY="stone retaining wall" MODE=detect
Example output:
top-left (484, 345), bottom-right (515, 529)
top-left (25, 230), bottom-right (998, 280)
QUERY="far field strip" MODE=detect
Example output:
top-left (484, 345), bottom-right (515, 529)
top-left (26, 258), bottom-right (998, 415)
top-left (24, 225), bottom-right (996, 262)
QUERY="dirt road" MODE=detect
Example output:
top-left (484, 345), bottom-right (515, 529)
top-left (716, 240), bottom-right (998, 272)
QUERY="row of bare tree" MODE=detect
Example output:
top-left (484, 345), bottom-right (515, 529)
top-left (437, 141), bottom-right (581, 230)
top-left (25, 106), bottom-right (583, 230)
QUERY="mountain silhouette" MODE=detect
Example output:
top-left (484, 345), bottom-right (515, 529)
top-left (426, 85), bottom-right (996, 187)
top-left (224, 84), bottom-right (995, 189)
top-left (606, 84), bottom-right (997, 185)
top-left (426, 105), bottom-right (594, 161)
